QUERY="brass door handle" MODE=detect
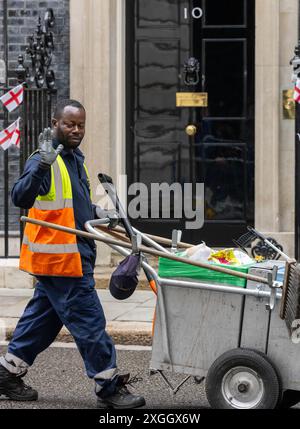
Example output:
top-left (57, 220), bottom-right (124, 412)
top-left (185, 124), bottom-right (197, 136)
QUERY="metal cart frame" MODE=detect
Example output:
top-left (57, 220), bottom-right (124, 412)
top-left (85, 218), bottom-right (300, 409)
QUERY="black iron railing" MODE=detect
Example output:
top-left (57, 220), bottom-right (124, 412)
top-left (0, 86), bottom-right (56, 258)
top-left (1, 3), bottom-right (57, 258)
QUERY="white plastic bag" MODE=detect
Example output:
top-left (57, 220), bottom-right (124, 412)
top-left (232, 250), bottom-right (254, 265)
top-left (184, 242), bottom-right (213, 262)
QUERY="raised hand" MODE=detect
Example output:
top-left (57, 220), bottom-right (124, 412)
top-left (39, 128), bottom-right (64, 167)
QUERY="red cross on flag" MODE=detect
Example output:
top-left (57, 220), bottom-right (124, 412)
top-left (0, 118), bottom-right (21, 150)
top-left (10, 118), bottom-right (21, 147)
top-left (294, 78), bottom-right (300, 103)
top-left (0, 84), bottom-right (24, 112)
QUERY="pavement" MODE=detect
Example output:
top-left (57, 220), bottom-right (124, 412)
top-left (0, 287), bottom-right (156, 346)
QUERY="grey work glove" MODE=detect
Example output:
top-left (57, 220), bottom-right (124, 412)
top-left (38, 128), bottom-right (64, 168)
top-left (95, 206), bottom-right (119, 229)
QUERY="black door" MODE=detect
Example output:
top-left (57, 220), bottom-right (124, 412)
top-left (126, 0), bottom-right (255, 246)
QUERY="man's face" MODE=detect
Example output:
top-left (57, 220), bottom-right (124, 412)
top-left (52, 106), bottom-right (86, 150)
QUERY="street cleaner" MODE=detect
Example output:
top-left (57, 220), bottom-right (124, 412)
top-left (0, 99), bottom-right (145, 409)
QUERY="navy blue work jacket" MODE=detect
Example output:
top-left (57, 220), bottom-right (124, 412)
top-left (11, 141), bottom-right (97, 274)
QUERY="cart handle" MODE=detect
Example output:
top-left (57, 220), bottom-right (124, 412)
top-left (105, 225), bottom-right (193, 249)
top-left (21, 216), bottom-right (282, 287)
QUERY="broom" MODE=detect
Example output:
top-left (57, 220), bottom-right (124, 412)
top-left (20, 217), bottom-right (300, 335)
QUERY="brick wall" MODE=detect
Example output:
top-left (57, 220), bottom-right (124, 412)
top-left (0, 0), bottom-right (70, 250)
top-left (0, 0), bottom-right (70, 97)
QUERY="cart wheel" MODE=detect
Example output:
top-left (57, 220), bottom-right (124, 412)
top-left (243, 348), bottom-right (283, 408)
top-left (205, 348), bottom-right (280, 409)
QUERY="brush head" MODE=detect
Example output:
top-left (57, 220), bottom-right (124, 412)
top-left (280, 261), bottom-right (300, 334)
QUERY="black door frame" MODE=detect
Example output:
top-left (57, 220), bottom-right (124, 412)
top-left (295, 1), bottom-right (300, 260)
top-left (125, 0), bottom-right (255, 246)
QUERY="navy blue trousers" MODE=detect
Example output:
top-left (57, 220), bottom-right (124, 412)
top-left (7, 274), bottom-right (118, 397)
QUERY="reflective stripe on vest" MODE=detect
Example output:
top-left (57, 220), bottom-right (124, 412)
top-left (19, 154), bottom-right (88, 278)
top-left (22, 235), bottom-right (79, 254)
top-left (34, 156), bottom-right (73, 210)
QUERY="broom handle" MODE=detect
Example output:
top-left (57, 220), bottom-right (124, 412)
top-left (21, 216), bottom-right (271, 285)
top-left (95, 225), bottom-right (131, 243)
top-left (108, 225), bottom-right (192, 249)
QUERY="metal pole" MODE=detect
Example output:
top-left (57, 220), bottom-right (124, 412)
top-left (3, 0), bottom-right (9, 257)
top-left (3, 0), bottom-right (8, 86)
top-left (296, 41), bottom-right (300, 261)
top-left (299, 0), bottom-right (300, 50)
top-left (21, 216), bottom-right (276, 285)
top-left (296, 99), bottom-right (300, 262)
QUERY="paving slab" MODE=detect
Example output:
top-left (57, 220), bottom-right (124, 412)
top-left (101, 301), bottom-right (140, 321)
top-left (115, 307), bottom-right (155, 323)
top-left (0, 288), bottom-right (155, 345)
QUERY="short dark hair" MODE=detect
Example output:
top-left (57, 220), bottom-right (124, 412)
top-left (53, 99), bottom-right (85, 119)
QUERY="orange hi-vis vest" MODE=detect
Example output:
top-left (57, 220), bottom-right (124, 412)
top-left (19, 155), bottom-right (91, 278)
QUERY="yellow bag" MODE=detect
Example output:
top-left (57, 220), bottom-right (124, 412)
top-left (209, 248), bottom-right (240, 265)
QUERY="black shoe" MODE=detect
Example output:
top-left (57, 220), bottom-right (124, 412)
top-left (0, 364), bottom-right (38, 401)
top-left (97, 374), bottom-right (145, 409)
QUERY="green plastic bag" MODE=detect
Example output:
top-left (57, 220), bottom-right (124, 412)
top-left (158, 254), bottom-right (256, 288)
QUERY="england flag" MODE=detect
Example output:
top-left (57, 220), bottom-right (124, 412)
top-left (0, 84), bottom-right (24, 112)
top-left (0, 118), bottom-right (21, 150)
top-left (294, 78), bottom-right (300, 103)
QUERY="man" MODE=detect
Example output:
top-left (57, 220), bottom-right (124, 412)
top-left (0, 99), bottom-right (145, 409)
